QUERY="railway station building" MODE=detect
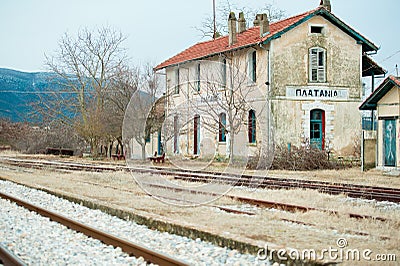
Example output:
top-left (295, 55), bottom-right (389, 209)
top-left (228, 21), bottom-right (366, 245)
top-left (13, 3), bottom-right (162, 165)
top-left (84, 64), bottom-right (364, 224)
top-left (149, 0), bottom-right (384, 160)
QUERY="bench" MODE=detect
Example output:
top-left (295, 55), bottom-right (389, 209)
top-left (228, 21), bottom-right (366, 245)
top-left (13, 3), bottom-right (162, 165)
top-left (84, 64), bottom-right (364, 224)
top-left (149, 152), bottom-right (165, 163)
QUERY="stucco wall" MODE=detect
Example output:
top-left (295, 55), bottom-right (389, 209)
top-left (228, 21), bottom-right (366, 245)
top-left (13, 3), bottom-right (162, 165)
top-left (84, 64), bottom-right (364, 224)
top-left (269, 15), bottom-right (363, 156)
top-left (163, 51), bottom-right (270, 158)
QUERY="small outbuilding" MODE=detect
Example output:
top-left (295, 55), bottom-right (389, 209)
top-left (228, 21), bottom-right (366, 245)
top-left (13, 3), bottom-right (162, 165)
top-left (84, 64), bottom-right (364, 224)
top-left (359, 76), bottom-right (400, 169)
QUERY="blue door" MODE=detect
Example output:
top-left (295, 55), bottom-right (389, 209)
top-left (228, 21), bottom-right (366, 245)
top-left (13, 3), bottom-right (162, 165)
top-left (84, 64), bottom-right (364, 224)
top-left (157, 128), bottom-right (162, 155)
top-left (310, 109), bottom-right (325, 150)
top-left (384, 119), bottom-right (396, 167)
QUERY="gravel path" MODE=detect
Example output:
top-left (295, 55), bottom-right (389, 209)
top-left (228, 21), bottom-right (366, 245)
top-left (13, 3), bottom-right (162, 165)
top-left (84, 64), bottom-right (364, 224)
top-left (0, 180), bottom-right (270, 265)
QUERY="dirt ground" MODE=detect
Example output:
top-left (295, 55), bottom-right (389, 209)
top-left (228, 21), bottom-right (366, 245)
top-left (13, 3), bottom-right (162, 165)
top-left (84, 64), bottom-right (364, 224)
top-left (0, 153), bottom-right (399, 265)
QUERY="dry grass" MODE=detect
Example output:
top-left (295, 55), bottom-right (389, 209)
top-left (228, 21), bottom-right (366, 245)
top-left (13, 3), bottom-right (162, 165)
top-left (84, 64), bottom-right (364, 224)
top-left (3, 151), bottom-right (400, 189)
top-left (0, 162), bottom-right (399, 265)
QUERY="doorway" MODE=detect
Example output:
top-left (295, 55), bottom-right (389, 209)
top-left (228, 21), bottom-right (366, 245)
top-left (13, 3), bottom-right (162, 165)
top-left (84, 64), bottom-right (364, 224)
top-left (383, 119), bottom-right (396, 167)
top-left (194, 115), bottom-right (200, 155)
top-left (310, 109), bottom-right (325, 150)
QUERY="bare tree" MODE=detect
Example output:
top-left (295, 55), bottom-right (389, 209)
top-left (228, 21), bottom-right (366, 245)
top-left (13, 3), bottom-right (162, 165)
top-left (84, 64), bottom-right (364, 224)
top-left (122, 64), bottom-right (165, 160)
top-left (164, 56), bottom-right (268, 164)
top-left (102, 65), bottom-right (140, 157)
top-left (195, 0), bottom-right (286, 39)
top-left (42, 27), bottom-right (130, 156)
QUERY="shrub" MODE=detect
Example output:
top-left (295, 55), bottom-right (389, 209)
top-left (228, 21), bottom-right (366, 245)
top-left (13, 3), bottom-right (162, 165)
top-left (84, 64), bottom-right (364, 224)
top-left (269, 144), bottom-right (343, 171)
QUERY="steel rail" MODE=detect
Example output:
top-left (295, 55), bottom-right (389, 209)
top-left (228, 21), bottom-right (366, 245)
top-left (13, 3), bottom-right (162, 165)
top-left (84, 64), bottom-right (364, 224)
top-left (0, 192), bottom-right (188, 266)
top-left (2, 157), bottom-right (400, 203)
top-left (0, 244), bottom-right (26, 266)
top-left (140, 182), bottom-right (388, 221)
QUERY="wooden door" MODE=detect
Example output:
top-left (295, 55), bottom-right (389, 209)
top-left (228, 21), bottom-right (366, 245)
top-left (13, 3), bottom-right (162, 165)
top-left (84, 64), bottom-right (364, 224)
top-left (384, 119), bottom-right (396, 167)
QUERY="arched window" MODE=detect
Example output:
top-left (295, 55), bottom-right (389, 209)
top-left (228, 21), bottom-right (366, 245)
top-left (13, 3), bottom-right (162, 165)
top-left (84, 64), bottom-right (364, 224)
top-left (309, 47), bottom-right (326, 82)
top-left (219, 113), bottom-right (226, 142)
top-left (248, 50), bottom-right (257, 82)
top-left (248, 110), bottom-right (256, 143)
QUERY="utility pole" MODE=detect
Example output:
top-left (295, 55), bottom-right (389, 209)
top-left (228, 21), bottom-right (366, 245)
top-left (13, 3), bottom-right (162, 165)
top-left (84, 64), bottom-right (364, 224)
top-left (213, 0), bottom-right (216, 39)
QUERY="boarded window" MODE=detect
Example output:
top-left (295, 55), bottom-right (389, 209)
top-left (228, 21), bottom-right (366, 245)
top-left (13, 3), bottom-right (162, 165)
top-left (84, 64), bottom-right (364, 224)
top-left (309, 47), bottom-right (326, 83)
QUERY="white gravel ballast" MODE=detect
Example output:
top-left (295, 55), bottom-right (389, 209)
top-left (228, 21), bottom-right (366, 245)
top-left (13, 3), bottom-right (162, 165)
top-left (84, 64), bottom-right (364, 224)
top-left (0, 198), bottom-right (143, 265)
top-left (0, 180), bottom-right (270, 265)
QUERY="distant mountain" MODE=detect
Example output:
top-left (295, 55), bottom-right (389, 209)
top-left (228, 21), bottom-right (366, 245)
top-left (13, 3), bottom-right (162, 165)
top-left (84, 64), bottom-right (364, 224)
top-left (0, 68), bottom-right (66, 122)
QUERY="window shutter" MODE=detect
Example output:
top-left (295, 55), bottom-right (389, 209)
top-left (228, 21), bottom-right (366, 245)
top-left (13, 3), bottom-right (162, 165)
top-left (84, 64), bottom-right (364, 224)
top-left (175, 68), bottom-right (180, 94)
top-left (196, 63), bottom-right (201, 91)
top-left (310, 49), bottom-right (318, 82)
top-left (309, 48), bottom-right (326, 82)
top-left (252, 51), bottom-right (257, 82)
top-left (317, 50), bottom-right (325, 82)
top-left (318, 65), bottom-right (325, 82)
top-left (248, 51), bottom-right (257, 83)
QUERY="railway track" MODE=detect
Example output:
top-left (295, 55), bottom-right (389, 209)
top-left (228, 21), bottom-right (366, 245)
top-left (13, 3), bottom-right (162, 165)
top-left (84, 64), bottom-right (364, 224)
top-left (2, 156), bottom-right (400, 203)
top-left (0, 244), bottom-right (26, 266)
top-left (0, 191), bottom-right (188, 266)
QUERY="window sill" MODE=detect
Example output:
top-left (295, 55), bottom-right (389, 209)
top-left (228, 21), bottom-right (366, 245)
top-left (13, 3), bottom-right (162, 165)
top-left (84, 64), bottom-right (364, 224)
top-left (247, 82), bottom-right (257, 87)
top-left (307, 82), bottom-right (329, 86)
top-left (218, 86), bottom-right (227, 92)
top-left (248, 143), bottom-right (257, 147)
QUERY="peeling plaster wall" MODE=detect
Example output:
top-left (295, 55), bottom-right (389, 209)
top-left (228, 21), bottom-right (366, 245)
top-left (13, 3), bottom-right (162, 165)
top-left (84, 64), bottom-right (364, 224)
top-left (270, 15), bottom-right (363, 156)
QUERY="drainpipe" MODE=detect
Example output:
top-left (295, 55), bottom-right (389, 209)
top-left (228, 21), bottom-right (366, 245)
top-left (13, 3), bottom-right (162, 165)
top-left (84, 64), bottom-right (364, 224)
top-left (371, 70), bottom-right (375, 130)
top-left (259, 42), bottom-right (273, 150)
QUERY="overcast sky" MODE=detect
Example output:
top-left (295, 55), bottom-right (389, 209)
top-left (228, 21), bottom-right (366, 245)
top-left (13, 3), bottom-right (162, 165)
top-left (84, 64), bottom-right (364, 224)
top-left (1, 0), bottom-right (399, 77)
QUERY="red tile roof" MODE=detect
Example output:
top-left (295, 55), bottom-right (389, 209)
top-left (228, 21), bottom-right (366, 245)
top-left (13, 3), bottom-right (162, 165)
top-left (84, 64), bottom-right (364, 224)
top-left (155, 8), bottom-right (318, 70)
top-left (389, 75), bottom-right (400, 87)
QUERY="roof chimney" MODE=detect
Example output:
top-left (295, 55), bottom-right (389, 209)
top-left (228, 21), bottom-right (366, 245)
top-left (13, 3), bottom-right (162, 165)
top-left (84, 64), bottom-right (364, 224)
top-left (259, 13), bottom-right (269, 37)
top-left (238, 12), bottom-right (246, 33)
top-left (253, 14), bottom-right (262, 27)
top-left (320, 0), bottom-right (331, 12)
top-left (228, 12), bottom-right (237, 46)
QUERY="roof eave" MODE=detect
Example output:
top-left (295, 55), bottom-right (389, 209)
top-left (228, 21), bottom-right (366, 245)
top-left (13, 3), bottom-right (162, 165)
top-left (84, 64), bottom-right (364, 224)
top-left (317, 9), bottom-right (379, 52)
top-left (359, 77), bottom-right (400, 110)
top-left (261, 8), bottom-right (379, 53)
top-left (155, 42), bottom-right (260, 71)
top-left (156, 8), bottom-right (380, 71)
